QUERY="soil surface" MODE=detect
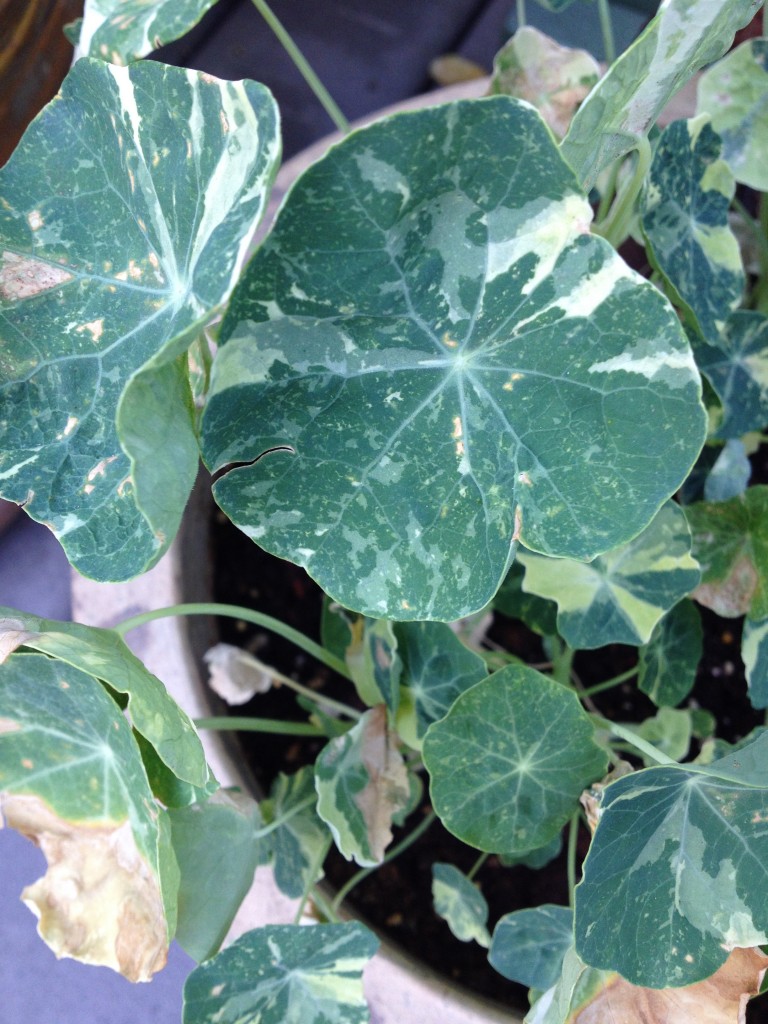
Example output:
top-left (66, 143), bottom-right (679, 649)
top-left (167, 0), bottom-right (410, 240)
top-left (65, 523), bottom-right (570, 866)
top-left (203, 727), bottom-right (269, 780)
top-left (210, 448), bottom-right (768, 1020)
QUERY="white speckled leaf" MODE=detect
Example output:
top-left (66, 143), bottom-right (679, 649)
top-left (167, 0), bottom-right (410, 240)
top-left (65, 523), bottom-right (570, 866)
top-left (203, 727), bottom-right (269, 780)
top-left (204, 97), bottom-right (705, 621)
top-left (182, 923), bottom-right (379, 1024)
top-left (262, 767), bottom-right (329, 900)
top-left (0, 653), bottom-right (174, 980)
top-left (641, 116), bottom-right (744, 344)
top-left (704, 439), bottom-right (752, 501)
top-left (693, 312), bottom-right (768, 440)
top-left (0, 608), bottom-right (209, 787)
top-left (315, 705), bottom-right (410, 867)
top-left (575, 729), bottom-right (768, 988)
top-left (0, 58), bottom-right (280, 581)
top-left (431, 862), bottom-right (491, 947)
top-left (423, 665), bottom-right (607, 853)
top-left (561, 0), bottom-right (762, 189)
top-left (517, 502), bottom-right (701, 648)
top-left (74, 0), bottom-right (219, 64)
top-left (697, 38), bottom-right (768, 191)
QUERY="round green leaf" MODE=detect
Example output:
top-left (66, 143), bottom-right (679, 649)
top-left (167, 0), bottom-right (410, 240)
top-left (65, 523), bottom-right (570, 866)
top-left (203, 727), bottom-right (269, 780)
top-left (517, 501), bottom-right (701, 648)
top-left (489, 904), bottom-right (572, 990)
top-left (638, 598), bottom-right (703, 707)
top-left (0, 58), bottom-right (280, 581)
top-left (422, 664), bottom-right (607, 853)
top-left (205, 97), bottom-right (705, 621)
top-left (641, 116), bottom-right (744, 345)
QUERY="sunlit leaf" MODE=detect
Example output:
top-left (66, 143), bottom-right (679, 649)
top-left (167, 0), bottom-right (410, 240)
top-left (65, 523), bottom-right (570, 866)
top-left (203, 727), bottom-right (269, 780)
top-left (517, 502), bottom-right (700, 648)
top-left (641, 116), bottom-right (744, 344)
top-left (204, 96), bottom-right (705, 621)
top-left (697, 37), bottom-right (768, 191)
top-left (431, 862), bottom-right (491, 947)
top-left (0, 653), bottom-right (173, 980)
top-left (489, 905), bottom-right (572, 991)
top-left (638, 599), bottom-right (703, 706)
top-left (575, 731), bottom-right (768, 987)
top-left (182, 923), bottom-right (379, 1024)
top-left (0, 58), bottom-right (280, 581)
top-left (423, 665), bottom-right (606, 853)
top-left (561, 0), bottom-right (761, 189)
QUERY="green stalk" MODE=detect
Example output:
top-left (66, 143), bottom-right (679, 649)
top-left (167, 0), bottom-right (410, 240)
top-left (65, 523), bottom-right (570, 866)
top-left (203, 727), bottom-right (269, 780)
top-left (593, 136), bottom-right (652, 249)
top-left (309, 884), bottom-right (341, 924)
top-left (250, 0), bottom-right (349, 133)
top-left (195, 715), bottom-right (325, 736)
top-left (567, 811), bottom-right (580, 908)
top-left (331, 811), bottom-right (437, 914)
top-left (114, 602), bottom-right (352, 680)
top-left (253, 794), bottom-right (317, 839)
top-left (516, 0), bottom-right (527, 28)
top-left (549, 638), bottom-right (575, 688)
top-left (294, 836), bottom-right (333, 924)
top-left (596, 0), bottom-right (616, 65)
top-left (580, 665), bottom-right (637, 698)
top-left (467, 851), bottom-right (489, 881)
top-left (593, 716), bottom-right (676, 765)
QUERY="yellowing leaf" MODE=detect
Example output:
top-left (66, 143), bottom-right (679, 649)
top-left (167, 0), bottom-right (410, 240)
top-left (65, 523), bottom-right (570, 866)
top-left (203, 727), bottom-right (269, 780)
top-left (2, 793), bottom-right (167, 982)
top-left (571, 948), bottom-right (768, 1024)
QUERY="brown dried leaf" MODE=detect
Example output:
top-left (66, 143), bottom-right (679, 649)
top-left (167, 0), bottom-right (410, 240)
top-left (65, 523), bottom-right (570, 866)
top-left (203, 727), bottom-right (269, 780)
top-left (203, 642), bottom-right (276, 705)
top-left (573, 948), bottom-right (768, 1024)
top-left (2, 793), bottom-right (168, 982)
top-left (580, 760), bottom-right (634, 832)
top-left (693, 555), bottom-right (759, 617)
top-left (356, 705), bottom-right (410, 863)
top-left (0, 251), bottom-right (74, 301)
top-left (0, 617), bottom-right (41, 663)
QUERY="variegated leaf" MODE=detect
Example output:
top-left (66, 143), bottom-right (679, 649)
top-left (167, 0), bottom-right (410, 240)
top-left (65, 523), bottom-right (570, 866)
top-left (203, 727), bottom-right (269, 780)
top-left (704, 439), bottom-right (752, 501)
top-left (490, 905), bottom-right (572, 991)
top-left (742, 615), bottom-right (768, 709)
top-left (0, 608), bottom-right (209, 787)
top-left (204, 97), bottom-right (705, 621)
top-left (697, 37), bottom-right (768, 191)
top-left (262, 767), bottom-right (328, 900)
top-left (517, 502), bottom-right (701, 648)
top-left (0, 58), bottom-right (280, 581)
top-left (0, 653), bottom-right (175, 980)
top-left (73, 0), bottom-right (219, 64)
top-left (561, 0), bottom-right (762, 189)
top-left (315, 705), bottom-right (410, 867)
top-left (431, 862), bottom-right (491, 947)
top-left (575, 730), bottom-right (768, 987)
top-left (182, 923), bottom-right (379, 1024)
top-left (423, 665), bottom-right (607, 853)
top-left (693, 312), bottom-right (768, 439)
top-left (641, 116), bottom-right (744, 344)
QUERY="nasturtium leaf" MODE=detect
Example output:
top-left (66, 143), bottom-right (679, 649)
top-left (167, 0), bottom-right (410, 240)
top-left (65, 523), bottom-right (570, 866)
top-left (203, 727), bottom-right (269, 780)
top-left (635, 706), bottom-right (693, 765)
top-left (489, 905), bottom-right (572, 991)
top-left (393, 620), bottom-right (487, 748)
top-left (345, 617), bottom-right (402, 714)
top-left (638, 599), bottom-right (703, 707)
top-left (0, 58), bottom-right (280, 581)
top-left (315, 705), bottom-right (410, 866)
top-left (204, 96), bottom-right (705, 622)
top-left (0, 653), bottom-right (172, 980)
top-left (704, 439), bottom-right (752, 501)
top-left (0, 608), bottom-right (209, 787)
top-left (697, 38), bottom-right (768, 191)
top-left (575, 730), bottom-right (768, 988)
top-left (499, 833), bottom-right (563, 870)
top-left (261, 767), bottom-right (328, 900)
top-left (742, 616), bottom-right (768, 709)
top-left (74, 0), bottom-right (219, 64)
top-left (182, 922), bottom-right (379, 1024)
top-left (687, 486), bottom-right (768, 619)
top-left (170, 790), bottom-right (263, 963)
top-left (693, 312), bottom-right (768, 440)
top-left (423, 665), bottom-right (607, 853)
top-left (517, 501), bottom-right (701, 648)
top-left (489, 26), bottom-right (600, 139)
top-left (641, 116), bottom-right (744, 344)
top-left (494, 560), bottom-right (559, 637)
top-left (561, 0), bottom-right (762, 190)
top-left (431, 862), bottom-right (491, 947)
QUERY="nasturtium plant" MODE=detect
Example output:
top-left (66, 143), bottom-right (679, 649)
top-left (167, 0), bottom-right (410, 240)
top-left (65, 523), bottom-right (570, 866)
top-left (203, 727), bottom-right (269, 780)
top-left (3, 0), bottom-right (768, 1020)
top-left (0, 58), bottom-right (280, 581)
top-left (203, 96), bottom-right (706, 620)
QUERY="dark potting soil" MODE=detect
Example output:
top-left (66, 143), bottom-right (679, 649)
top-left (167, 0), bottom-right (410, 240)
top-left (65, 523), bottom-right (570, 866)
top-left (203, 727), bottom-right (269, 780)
top-left (209, 457), bottom-right (768, 1019)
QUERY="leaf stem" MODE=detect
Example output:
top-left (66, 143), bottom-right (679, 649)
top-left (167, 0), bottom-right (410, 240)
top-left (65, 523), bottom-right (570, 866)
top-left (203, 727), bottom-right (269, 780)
top-left (596, 0), bottom-right (616, 64)
top-left (593, 136), bottom-right (652, 249)
top-left (580, 665), bottom-right (637, 698)
top-left (549, 638), bottom-right (575, 688)
top-left (250, 0), bottom-right (349, 133)
top-left (196, 715), bottom-right (325, 736)
top-left (516, 0), bottom-right (527, 28)
top-left (467, 851), bottom-right (489, 881)
top-left (294, 836), bottom-right (333, 923)
top-left (253, 794), bottom-right (318, 839)
top-left (331, 810), bottom-right (437, 914)
top-left (114, 602), bottom-right (352, 680)
top-left (567, 811), bottom-right (580, 908)
top-left (308, 884), bottom-right (341, 925)
top-left (593, 716), bottom-right (676, 765)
